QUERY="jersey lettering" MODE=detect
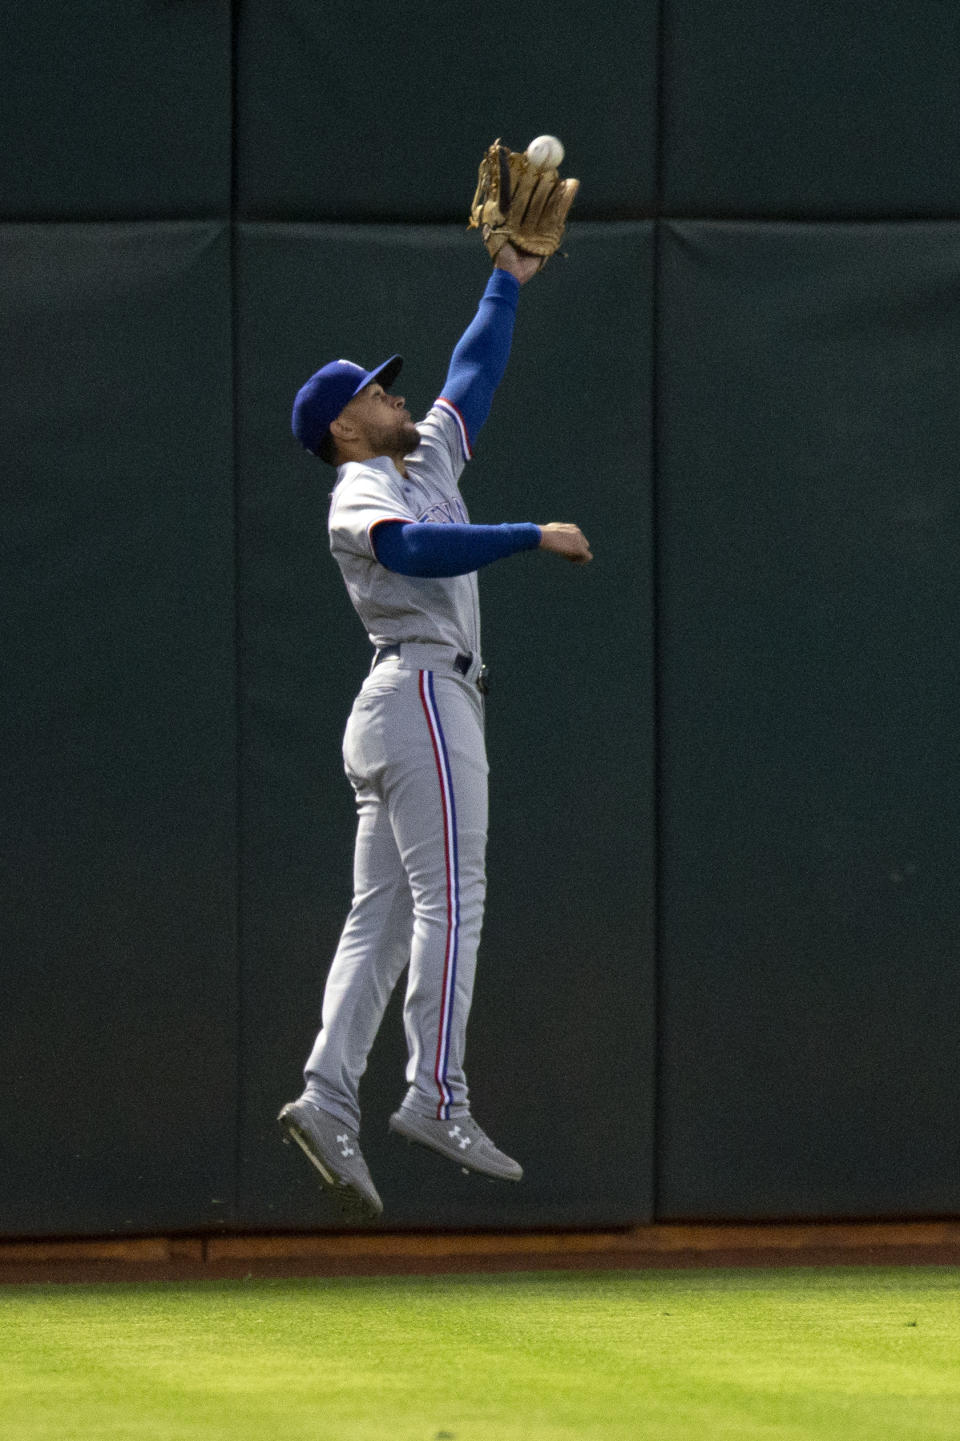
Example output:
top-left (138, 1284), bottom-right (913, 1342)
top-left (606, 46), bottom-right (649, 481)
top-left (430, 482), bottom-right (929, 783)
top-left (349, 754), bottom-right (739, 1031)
top-left (419, 497), bottom-right (469, 526)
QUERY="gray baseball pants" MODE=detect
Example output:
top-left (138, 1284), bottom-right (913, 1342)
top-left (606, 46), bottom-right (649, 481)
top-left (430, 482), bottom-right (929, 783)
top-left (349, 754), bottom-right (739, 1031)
top-left (303, 644), bottom-right (488, 1130)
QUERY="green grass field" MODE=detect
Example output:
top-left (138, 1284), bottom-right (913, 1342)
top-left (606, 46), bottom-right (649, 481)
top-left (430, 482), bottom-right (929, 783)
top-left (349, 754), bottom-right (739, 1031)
top-left (2, 1267), bottom-right (959, 1440)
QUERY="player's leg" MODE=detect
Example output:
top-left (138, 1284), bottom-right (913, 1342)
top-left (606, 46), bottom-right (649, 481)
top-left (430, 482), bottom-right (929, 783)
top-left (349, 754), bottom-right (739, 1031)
top-left (278, 683), bottom-right (414, 1217)
top-left (385, 670), bottom-right (522, 1181)
top-left (301, 783), bottom-right (412, 1130)
top-left (387, 671), bottom-right (489, 1120)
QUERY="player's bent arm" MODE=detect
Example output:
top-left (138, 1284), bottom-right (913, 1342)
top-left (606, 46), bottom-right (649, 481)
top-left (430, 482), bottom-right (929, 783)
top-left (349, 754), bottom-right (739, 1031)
top-left (372, 519), bottom-right (541, 577)
top-left (372, 519), bottom-right (592, 576)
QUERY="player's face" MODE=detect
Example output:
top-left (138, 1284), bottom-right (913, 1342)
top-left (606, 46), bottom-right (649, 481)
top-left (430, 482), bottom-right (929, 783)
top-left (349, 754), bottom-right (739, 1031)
top-left (344, 382), bottom-right (420, 458)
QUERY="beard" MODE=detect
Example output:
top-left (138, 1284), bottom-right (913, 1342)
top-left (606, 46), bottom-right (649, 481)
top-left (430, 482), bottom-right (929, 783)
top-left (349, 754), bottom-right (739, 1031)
top-left (398, 418), bottom-right (421, 454)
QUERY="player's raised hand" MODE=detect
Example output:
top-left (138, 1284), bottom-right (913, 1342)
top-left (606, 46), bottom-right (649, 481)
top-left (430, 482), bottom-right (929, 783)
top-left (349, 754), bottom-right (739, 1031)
top-left (494, 241), bottom-right (543, 285)
top-left (537, 522), bottom-right (593, 564)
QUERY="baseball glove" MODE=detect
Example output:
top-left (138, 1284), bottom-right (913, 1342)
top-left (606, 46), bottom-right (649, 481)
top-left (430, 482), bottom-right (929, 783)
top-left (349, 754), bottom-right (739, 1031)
top-left (468, 139), bottom-right (579, 268)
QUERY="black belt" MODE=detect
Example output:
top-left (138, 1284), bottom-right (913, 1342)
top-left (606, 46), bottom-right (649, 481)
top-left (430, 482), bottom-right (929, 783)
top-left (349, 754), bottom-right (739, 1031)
top-left (374, 645), bottom-right (489, 694)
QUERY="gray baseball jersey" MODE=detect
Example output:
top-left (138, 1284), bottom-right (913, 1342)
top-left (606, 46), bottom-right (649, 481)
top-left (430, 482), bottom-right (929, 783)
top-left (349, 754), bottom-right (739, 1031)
top-left (328, 403), bottom-right (479, 655)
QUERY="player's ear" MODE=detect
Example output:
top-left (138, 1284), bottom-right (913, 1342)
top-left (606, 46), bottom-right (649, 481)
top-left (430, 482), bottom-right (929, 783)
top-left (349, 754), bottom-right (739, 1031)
top-left (329, 414), bottom-right (356, 444)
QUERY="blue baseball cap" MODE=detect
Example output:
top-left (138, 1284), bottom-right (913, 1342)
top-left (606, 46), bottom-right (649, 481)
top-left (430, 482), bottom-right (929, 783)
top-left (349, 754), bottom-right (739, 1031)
top-left (291, 353), bottom-right (404, 455)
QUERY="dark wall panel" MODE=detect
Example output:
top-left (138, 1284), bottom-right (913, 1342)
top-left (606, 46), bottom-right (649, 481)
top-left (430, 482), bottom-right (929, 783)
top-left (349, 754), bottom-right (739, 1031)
top-left (656, 221), bottom-right (960, 1219)
top-left (0, 223), bottom-right (237, 1235)
top-left (236, 0), bottom-right (657, 220)
top-left (662, 0), bottom-right (960, 218)
top-left (234, 223), bottom-right (656, 1228)
top-left (0, 1), bottom-right (232, 220)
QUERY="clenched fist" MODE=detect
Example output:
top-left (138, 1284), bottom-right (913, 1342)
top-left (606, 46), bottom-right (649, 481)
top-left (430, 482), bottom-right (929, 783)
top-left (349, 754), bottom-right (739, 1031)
top-left (537, 522), bottom-right (593, 564)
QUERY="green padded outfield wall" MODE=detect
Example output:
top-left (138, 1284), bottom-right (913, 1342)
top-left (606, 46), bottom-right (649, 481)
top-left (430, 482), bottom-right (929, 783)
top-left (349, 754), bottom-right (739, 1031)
top-left (0, 1), bottom-right (232, 218)
top-left (1, 0), bottom-right (236, 1237)
top-left (0, 218), bottom-right (238, 1234)
top-left (655, 221), bottom-right (960, 1218)
top-left (654, 0), bottom-right (960, 1219)
top-left (0, 5), bottom-right (231, 1235)
top-left (3, 0), bottom-right (960, 1238)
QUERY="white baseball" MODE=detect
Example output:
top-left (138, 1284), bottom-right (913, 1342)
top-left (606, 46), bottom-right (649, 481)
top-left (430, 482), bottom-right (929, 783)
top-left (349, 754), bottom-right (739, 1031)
top-left (525, 134), bottom-right (565, 170)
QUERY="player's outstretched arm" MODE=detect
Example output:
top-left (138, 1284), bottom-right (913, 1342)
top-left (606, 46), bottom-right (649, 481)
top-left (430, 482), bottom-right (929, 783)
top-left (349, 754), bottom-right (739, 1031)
top-left (537, 523), bottom-right (593, 564)
top-left (438, 245), bottom-right (548, 454)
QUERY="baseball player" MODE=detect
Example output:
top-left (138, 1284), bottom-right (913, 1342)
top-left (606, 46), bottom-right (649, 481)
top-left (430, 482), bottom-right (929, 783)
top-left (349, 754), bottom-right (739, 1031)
top-left (279, 147), bottom-right (587, 1219)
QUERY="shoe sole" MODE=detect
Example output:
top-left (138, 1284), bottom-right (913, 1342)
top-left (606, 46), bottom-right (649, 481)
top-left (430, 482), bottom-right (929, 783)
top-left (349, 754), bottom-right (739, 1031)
top-left (389, 1116), bottom-right (522, 1183)
top-left (278, 1112), bottom-right (382, 1220)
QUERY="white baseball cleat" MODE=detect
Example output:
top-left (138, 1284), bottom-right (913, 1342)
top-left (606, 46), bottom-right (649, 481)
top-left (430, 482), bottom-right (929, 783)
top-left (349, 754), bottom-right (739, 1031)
top-left (389, 1108), bottom-right (523, 1182)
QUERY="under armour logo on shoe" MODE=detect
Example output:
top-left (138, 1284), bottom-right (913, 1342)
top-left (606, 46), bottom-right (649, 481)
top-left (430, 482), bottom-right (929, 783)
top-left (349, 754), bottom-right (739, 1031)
top-left (447, 1125), bottom-right (472, 1150)
top-left (336, 1133), bottom-right (356, 1158)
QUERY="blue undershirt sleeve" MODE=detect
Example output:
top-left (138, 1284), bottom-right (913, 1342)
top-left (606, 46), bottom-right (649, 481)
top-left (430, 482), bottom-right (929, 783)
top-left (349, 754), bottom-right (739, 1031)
top-left (439, 269), bottom-right (520, 450)
top-left (372, 520), bottom-right (541, 577)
